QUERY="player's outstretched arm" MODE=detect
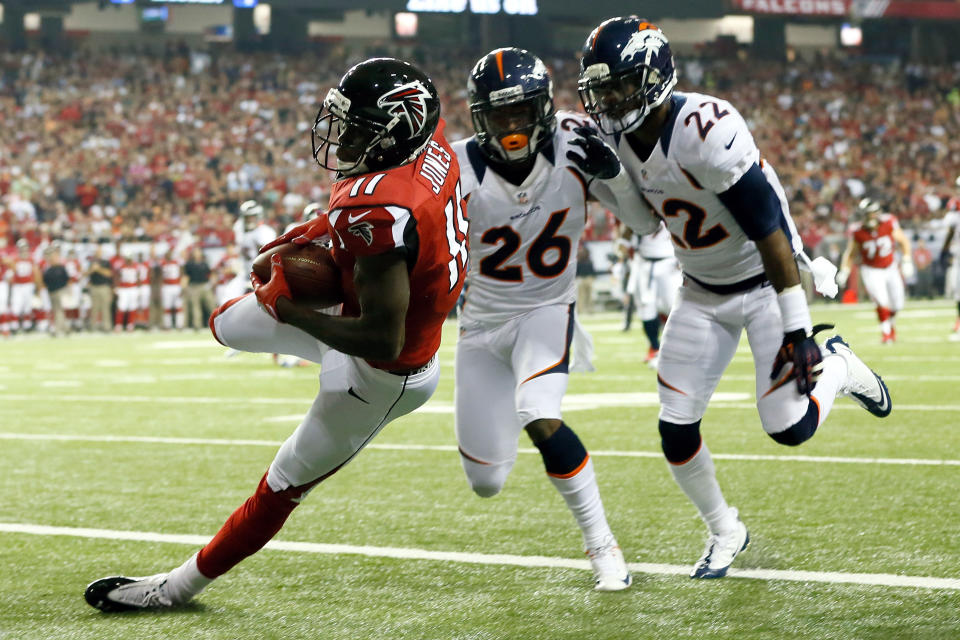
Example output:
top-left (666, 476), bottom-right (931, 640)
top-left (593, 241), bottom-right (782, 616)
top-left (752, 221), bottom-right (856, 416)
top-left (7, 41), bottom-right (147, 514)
top-left (275, 250), bottom-right (409, 361)
top-left (567, 126), bottom-right (659, 235)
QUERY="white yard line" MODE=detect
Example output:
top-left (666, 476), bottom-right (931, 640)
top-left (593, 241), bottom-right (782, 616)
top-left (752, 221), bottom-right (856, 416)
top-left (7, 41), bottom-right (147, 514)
top-left (1, 393), bottom-right (956, 413)
top-left (0, 522), bottom-right (956, 591)
top-left (1, 432), bottom-right (957, 467)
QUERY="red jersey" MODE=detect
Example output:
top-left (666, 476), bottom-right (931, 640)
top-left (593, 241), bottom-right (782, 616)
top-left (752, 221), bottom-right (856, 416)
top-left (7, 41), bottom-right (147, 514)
top-left (12, 258), bottom-right (36, 285)
top-left (136, 261), bottom-right (151, 285)
top-left (852, 214), bottom-right (899, 269)
top-left (327, 120), bottom-right (468, 371)
top-left (117, 264), bottom-right (139, 287)
top-left (66, 259), bottom-right (82, 283)
top-left (161, 259), bottom-right (182, 285)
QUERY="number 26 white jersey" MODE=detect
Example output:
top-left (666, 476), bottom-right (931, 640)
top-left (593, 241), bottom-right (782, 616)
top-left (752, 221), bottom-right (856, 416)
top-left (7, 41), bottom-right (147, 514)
top-left (611, 92), bottom-right (802, 288)
top-left (452, 111), bottom-right (598, 325)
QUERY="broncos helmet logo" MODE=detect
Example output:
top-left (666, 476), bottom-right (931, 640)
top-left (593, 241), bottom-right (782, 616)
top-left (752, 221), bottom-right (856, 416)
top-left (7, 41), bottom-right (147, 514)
top-left (348, 221), bottom-right (375, 246)
top-left (377, 81), bottom-right (433, 137)
top-left (620, 29), bottom-right (667, 64)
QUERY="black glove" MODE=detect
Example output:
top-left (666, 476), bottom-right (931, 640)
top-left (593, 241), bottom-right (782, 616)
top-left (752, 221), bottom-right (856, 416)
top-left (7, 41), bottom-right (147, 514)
top-left (770, 324), bottom-right (834, 396)
top-left (566, 126), bottom-right (621, 180)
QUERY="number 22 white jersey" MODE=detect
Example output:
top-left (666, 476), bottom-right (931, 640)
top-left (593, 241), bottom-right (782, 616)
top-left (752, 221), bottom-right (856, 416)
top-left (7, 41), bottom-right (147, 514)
top-left (452, 111), bottom-right (598, 325)
top-left (610, 92), bottom-right (802, 287)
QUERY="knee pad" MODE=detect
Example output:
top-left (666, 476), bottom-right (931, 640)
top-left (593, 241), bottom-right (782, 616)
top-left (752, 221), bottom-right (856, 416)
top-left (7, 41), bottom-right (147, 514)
top-left (460, 450), bottom-right (513, 498)
top-left (658, 419), bottom-right (702, 464)
top-left (768, 399), bottom-right (819, 446)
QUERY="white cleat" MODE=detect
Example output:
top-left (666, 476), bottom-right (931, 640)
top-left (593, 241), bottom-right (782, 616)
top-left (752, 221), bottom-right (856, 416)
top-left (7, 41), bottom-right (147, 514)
top-left (586, 534), bottom-right (632, 591)
top-left (823, 335), bottom-right (892, 418)
top-left (85, 573), bottom-right (177, 612)
top-left (690, 508), bottom-right (749, 579)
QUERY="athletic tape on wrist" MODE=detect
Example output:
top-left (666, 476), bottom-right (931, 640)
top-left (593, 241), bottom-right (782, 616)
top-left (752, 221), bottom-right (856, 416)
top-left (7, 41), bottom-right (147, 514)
top-left (777, 284), bottom-right (812, 334)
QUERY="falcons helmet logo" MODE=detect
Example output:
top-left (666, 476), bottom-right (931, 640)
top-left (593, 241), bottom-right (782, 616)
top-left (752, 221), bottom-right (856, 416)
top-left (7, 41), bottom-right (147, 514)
top-left (377, 81), bottom-right (433, 137)
top-left (348, 221), bottom-right (374, 246)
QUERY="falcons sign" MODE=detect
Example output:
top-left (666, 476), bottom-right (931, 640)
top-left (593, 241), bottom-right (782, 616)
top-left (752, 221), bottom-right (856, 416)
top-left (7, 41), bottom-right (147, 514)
top-left (377, 81), bottom-right (432, 137)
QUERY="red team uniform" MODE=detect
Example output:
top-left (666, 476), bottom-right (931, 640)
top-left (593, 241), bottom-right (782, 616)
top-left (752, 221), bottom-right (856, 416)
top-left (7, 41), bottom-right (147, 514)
top-left (326, 125), bottom-right (467, 370)
top-left (849, 212), bottom-right (906, 342)
top-left (85, 57), bottom-right (467, 614)
top-left (199, 121), bottom-right (466, 580)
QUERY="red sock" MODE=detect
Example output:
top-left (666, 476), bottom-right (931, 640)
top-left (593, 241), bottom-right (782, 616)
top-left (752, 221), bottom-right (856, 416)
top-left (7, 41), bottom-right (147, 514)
top-left (114, 310), bottom-right (123, 327)
top-left (876, 306), bottom-right (892, 322)
top-left (195, 473), bottom-right (320, 579)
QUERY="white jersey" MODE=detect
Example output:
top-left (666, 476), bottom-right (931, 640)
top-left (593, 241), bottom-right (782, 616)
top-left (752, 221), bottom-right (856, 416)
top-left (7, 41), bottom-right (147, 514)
top-left (611, 92), bottom-right (801, 287)
top-left (639, 222), bottom-right (675, 259)
top-left (235, 222), bottom-right (277, 275)
top-left (453, 111), bottom-right (599, 325)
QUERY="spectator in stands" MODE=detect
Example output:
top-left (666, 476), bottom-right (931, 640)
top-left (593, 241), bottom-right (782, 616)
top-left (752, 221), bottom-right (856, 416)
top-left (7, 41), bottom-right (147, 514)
top-left (183, 246), bottom-right (215, 331)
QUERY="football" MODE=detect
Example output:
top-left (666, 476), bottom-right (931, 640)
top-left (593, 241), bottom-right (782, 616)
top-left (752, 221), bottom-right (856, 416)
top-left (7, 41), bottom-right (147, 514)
top-left (251, 242), bottom-right (344, 308)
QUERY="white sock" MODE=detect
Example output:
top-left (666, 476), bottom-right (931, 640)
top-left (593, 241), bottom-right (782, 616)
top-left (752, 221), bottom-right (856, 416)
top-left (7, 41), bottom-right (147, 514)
top-left (548, 457), bottom-right (613, 550)
top-left (668, 443), bottom-right (736, 535)
top-left (164, 553), bottom-right (214, 604)
top-left (881, 319), bottom-right (892, 334)
top-left (811, 353), bottom-right (846, 424)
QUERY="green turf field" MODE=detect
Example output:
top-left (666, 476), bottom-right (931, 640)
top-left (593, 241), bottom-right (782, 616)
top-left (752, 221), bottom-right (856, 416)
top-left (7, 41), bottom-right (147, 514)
top-left (1, 301), bottom-right (959, 640)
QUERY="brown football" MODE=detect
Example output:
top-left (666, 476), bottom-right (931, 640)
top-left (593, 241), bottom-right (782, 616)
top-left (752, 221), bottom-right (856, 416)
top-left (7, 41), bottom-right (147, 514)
top-left (252, 242), bottom-right (344, 308)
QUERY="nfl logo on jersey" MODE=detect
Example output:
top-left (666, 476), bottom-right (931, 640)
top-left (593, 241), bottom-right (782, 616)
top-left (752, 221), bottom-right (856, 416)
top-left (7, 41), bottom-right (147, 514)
top-left (516, 191), bottom-right (529, 204)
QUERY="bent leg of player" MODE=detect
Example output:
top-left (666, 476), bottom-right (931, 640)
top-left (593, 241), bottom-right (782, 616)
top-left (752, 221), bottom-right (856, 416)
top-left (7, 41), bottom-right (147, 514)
top-left (455, 323), bottom-right (522, 497)
top-left (209, 292), bottom-right (330, 364)
top-left (86, 351), bottom-right (439, 612)
top-left (751, 283), bottom-right (891, 446)
top-left (657, 283), bottom-right (747, 578)
top-left (514, 304), bottom-right (630, 591)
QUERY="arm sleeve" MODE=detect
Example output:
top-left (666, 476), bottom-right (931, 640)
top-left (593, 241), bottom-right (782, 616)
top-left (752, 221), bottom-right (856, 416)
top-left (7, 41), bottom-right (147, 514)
top-left (716, 163), bottom-right (784, 242)
top-left (588, 168), bottom-right (660, 236)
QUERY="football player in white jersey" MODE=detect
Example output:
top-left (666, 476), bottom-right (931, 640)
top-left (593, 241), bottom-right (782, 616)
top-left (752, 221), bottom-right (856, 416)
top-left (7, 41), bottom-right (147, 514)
top-left (578, 17), bottom-right (893, 579)
top-left (623, 222), bottom-right (681, 367)
top-left (452, 47), bottom-right (659, 591)
top-left (940, 183), bottom-right (960, 338)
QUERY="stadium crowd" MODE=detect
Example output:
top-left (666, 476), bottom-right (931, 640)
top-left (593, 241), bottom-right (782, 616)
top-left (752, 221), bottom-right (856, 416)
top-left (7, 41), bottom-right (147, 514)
top-left (0, 43), bottom-right (958, 334)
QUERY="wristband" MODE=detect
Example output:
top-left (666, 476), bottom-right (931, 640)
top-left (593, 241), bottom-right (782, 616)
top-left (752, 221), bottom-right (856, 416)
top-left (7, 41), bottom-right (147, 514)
top-left (777, 284), bottom-right (812, 335)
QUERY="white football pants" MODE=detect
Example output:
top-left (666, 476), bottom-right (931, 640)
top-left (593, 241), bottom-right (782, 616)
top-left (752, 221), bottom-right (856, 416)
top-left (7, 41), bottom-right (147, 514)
top-left (211, 292), bottom-right (439, 491)
top-left (860, 264), bottom-right (904, 312)
top-left (455, 303), bottom-right (574, 495)
top-left (657, 280), bottom-right (828, 436)
top-left (634, 256), bottom-right (682, 321)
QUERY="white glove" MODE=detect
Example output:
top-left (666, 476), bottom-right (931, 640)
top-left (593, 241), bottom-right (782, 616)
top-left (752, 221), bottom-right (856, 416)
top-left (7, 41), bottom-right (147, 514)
top-left (836, 268), bottom-right (850, 288)
top-left (901, 259), bottom-right (915, 280)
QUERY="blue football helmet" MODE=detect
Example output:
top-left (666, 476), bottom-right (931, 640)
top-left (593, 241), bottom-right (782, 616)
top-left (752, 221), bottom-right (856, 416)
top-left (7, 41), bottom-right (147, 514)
top-left (578, 17), bottom-right (677, 135)
top-left (467, 47), bottom-right (556, 165)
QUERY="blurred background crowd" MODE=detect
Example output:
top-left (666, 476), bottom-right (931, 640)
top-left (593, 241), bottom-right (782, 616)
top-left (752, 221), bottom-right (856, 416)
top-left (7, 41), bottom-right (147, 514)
top-left (1, 0), bottom-right (959, 335)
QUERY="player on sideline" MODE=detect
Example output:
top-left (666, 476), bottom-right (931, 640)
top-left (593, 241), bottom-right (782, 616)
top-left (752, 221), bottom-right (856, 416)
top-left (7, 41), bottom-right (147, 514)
top-left (578, 17), bottom-right (892, 579)
top-left (622, 222), bottom-right (681, 368)
top-left (938, 185), bottom-right (960, 338)
top-left (837, 198), bottom-right (913, 343)
top-left (451, 48), bottom-right (658, 591)
top-left (85, 58), bottom-right (468, 611)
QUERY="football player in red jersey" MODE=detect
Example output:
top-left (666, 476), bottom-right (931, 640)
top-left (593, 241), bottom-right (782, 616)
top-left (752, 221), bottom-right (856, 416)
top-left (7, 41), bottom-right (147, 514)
top-left (85, 58), bottom-right (468, 612)
top-left (838, 198), bottom-right (913, 343)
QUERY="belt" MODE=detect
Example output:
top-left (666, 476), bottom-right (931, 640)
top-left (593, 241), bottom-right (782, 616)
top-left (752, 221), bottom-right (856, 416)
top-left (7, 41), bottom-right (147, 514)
top-left (685, 272), bottom-right (769, 295)
top-left (388, 355), bottom-right (436, 376)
